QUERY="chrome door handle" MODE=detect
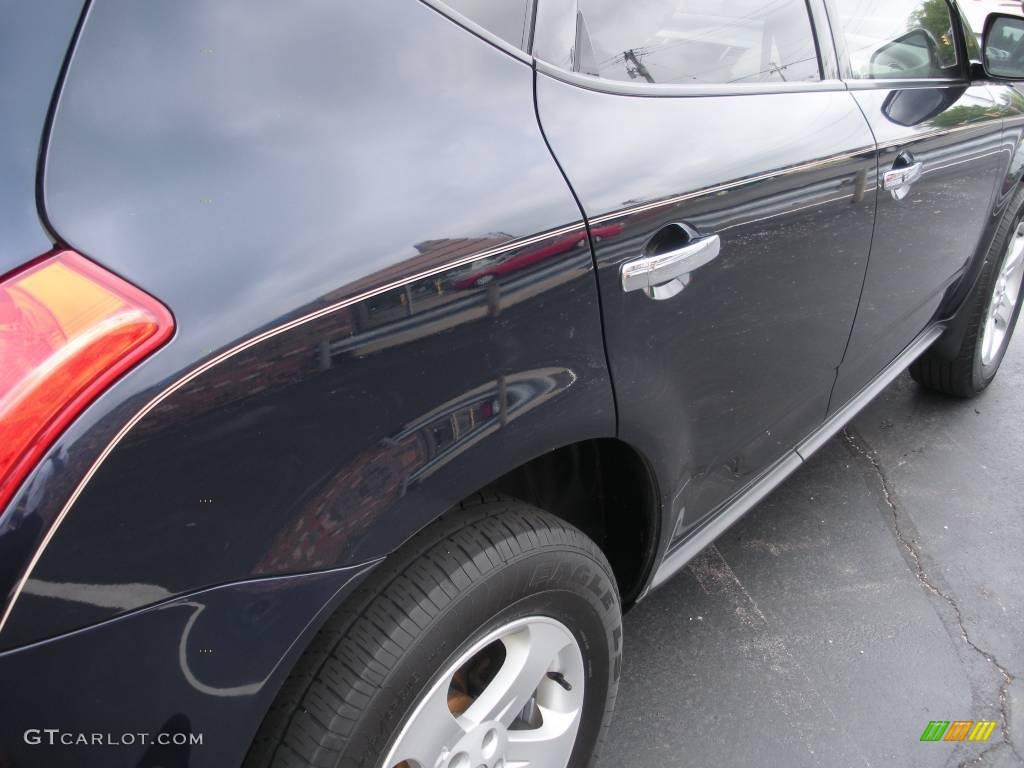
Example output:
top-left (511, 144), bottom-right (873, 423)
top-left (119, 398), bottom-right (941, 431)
top-left (883, 160), bottom-right (923, 200)
top-left (621, 224), bottom-right (720, 300)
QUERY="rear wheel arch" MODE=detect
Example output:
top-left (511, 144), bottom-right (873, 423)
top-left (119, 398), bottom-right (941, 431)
top-left (476, 437), bottom-right (661, 606)
top-left (244, 496), bottom-right (624, 768)
top-left (359, 436), bottom-right (661, 608)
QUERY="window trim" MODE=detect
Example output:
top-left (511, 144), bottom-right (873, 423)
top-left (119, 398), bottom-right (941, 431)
top-left (807, 0), bottom-right (841, 80)
top-left (420, 0), bottom-right (536, 64)
top-left (844, 76), bottom-right (967, 90)
top-left (535, 59), bottom-right (846, 97)
top-left (809, 0), bottom-right (843, 79)
top-left (532, 0), bottom-right (841, 97)
top-left (822, 0), bottom-right (972, 88)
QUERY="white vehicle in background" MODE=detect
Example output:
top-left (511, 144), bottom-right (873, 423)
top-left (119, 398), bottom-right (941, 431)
top-left (961, 0), bottom-right (1024, 33)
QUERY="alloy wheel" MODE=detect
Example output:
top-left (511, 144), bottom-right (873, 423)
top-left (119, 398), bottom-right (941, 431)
top-left (981, 221), bottom-right (1024, 366)
top-left (382, 616), bottom-right (585, 768)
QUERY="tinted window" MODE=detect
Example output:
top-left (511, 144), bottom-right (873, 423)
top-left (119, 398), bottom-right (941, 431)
top-left (443, 0), bottom-right (534, 49)
top-left (574, 0), bottom-right (821, 85)
top-left (832, 0), bottom-right (960, 79)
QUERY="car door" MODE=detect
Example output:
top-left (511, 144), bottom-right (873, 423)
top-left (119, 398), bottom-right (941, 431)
top-left (533, 0), bottom-right (877, 536)
top-left (827, 0), bottom-right (1006, 408)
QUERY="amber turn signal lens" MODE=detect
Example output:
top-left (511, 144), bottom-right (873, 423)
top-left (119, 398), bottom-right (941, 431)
top-left (0, 250), bottom-right (174, 513)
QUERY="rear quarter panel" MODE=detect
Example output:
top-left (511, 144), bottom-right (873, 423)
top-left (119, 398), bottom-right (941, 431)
top-left (0, 0), bottom-right (615, 648)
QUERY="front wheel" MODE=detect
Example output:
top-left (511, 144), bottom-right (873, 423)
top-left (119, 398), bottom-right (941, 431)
top-left (911, 192), bottom-right (1024, 397)
top-left (245, 497), bottom-right (622, 768)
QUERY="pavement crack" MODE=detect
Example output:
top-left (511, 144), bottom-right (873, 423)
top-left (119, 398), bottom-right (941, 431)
top-left (841, 426), bottom-right (1020, 765)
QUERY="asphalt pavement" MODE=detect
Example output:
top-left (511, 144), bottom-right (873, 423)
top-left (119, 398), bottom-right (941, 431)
top-left (605, 336), bottom-right (1024, 768)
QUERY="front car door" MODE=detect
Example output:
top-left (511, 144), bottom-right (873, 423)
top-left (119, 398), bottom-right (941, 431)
top-left (827, 0), bottom-right (1007, 408)
top-left (533, 0), bottom-right (877, 541)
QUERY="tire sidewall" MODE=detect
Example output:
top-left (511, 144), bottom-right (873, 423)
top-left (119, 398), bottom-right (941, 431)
top-left (350, 546), bottom-right (621, 768)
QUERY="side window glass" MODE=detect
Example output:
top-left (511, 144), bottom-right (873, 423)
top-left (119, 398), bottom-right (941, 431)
top-left (572, 0), bottom-right (821, 85)
top-left (442, 0), bottom-right (534, 50)
top-left (832, 0), bottom-right (960, 80)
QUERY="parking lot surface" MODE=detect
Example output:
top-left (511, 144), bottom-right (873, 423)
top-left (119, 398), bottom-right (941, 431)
top-left (606, 338), bottom-right (1024, 768)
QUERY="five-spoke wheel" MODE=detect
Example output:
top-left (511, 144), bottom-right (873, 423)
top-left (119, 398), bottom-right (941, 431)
top-left (385, 617), bottom-right (585, 768)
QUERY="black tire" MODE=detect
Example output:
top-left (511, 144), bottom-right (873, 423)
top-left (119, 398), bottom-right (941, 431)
top-left (244, 495), bottom-right (622, 768)
top-left (911, 188), bottom-right (1024, 397)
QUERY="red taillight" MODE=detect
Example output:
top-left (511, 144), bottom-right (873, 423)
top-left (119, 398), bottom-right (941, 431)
top-left (0, 250), bottom-right (174, 512)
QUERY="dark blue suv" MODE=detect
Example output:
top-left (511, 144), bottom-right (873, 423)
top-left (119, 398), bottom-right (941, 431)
top-left (3, 1), bottom-right (1024, 766)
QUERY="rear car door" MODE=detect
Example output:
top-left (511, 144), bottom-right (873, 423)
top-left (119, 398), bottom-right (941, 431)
top-left (533, 0), bottom-right (877, 536)
top-left (828, 0), bottom-right (1006, 408)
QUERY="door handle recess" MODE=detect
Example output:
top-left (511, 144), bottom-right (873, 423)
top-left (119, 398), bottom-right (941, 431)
top-left (882, 158), bottom-right (923, 201)
top-left (621, 224), bottom-right (720, 300)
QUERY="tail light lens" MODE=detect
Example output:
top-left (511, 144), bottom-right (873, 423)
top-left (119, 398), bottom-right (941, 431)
top-left (0, 250), bottom-right (174, 512)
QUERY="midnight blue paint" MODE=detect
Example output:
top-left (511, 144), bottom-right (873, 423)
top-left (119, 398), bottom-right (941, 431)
top-left (1, 1), bottom-right (1023, 765)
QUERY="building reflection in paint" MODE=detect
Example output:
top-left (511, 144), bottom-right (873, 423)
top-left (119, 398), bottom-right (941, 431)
top-left (254, 367), bottom-right (575, 574)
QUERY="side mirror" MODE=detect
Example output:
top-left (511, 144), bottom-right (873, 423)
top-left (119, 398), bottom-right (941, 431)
top-left (983, 13), bottom-right (1024, 79)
